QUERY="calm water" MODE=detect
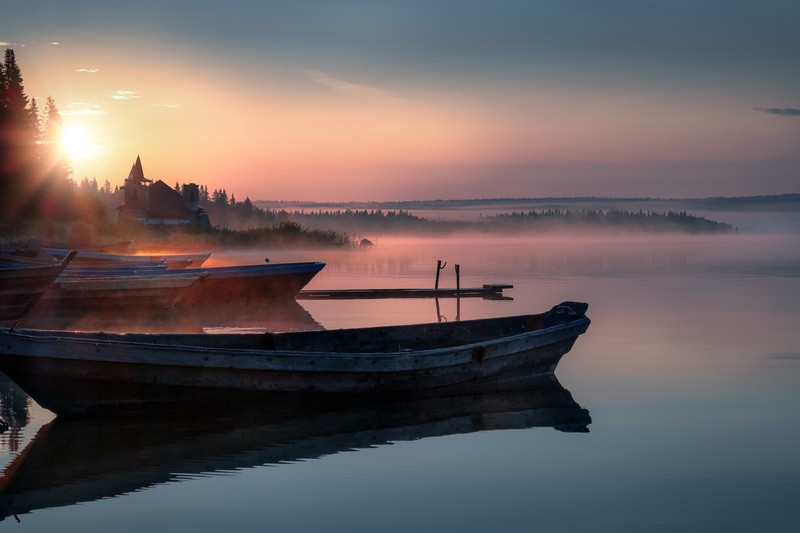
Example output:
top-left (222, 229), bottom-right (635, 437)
top-left (2, 232), bottom-right (799, 532)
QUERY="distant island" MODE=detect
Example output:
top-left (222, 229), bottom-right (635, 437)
top-left (240, 205), bottom-right (737, 236)
top-left (254, 193), bottom-right (800, 213)
top-left (237, 193), bottom-right (799, 238)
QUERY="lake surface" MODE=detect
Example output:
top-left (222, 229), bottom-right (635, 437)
top-left (2, 232), bottom-right (799, 532)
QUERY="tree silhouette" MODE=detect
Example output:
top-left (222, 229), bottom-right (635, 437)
top-left (0, 50), bottom-right (79, 227)
top-left (1, 48), bottom-right (40, 223)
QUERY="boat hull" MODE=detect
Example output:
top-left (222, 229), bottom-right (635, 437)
top-left (0, 255), bottom-right (75, 321)
top-left (0, 337), bottom-right (582, 415)
top-left (42, 247), bottom-right (210, 269)
top-left (36, 272), bottom-right (207, 309)
top-left (0, 303), bottom-right (589, 415)
top-left (175, 262), bottom-right (326, 305)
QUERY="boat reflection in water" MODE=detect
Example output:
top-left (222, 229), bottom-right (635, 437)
top-left (0, 376), bottom-right (590, 523)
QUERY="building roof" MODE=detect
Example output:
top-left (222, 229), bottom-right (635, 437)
top-left (147, 180), bottom-right (191, 219)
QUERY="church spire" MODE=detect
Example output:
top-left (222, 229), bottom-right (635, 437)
top-left (127, 155), bottom-right (151, 184)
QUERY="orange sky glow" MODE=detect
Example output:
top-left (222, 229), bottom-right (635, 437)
top-left (5, 1), bottom-right (799, 201)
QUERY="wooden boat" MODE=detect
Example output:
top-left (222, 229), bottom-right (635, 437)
top-left (41, 247), bottom-right (210, 269)
top-left (21, 299), bottom-right (322, 334)
top-left (0, 302), bottom-right (589, 415)
top-left (35, 270), bottom-right (208, 309)
top-left (0, 248), bottom-right (172, 272)
top-left (0, 375), bottom-right (589, 522)
top-left (42, 240), bottom-right (133, 253)
top-left (176, 261), bottom-right (326, 305)
top-left (0, 252), bottom-right (77, 321)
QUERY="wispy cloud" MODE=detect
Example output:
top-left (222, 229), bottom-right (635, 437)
top-left (0, 41), bottom-right (10, 46)
top-left (76, 68), bottom-right (99, 74)
top-left (48, 42), bottom-right (60, 46)
top-left (755, 107), bottom-right (800, 117)
top-left (154, 103), bottom-right (181, 108)
top-left (112, 90), bottom-right (142, 101)
top-left (299, 69), bottom-right (399, 102)
top-left (768, 353), bottom-right (800, 360)
top-left (61, 102), bottom-right (106, 116)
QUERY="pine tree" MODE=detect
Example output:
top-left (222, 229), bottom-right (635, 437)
top-left (0, 49), bottom-right (40, 223)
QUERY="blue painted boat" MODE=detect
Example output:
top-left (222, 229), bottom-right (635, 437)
top-left (176, 261), bottom-right (326, 305)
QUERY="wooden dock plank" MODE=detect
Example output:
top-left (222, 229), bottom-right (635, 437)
top-left (297, 285), bottom-right (513, 300)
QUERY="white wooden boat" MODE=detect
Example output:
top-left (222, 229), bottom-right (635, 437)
top-left (0, 302), bottom-right (590, 415)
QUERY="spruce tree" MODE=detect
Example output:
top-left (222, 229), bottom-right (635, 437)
top-left (0, 49), bottom-right (39, 223)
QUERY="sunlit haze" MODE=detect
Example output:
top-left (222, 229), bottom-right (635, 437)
top-left (61, 125), bottom-right (100, 160)
top-left (4, 1), bottom-right (799, 200)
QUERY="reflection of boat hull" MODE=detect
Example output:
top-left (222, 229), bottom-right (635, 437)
top-left (0, 376), bottom-right (590, 522)
top-left (0, 303), bottom-right (590, 415)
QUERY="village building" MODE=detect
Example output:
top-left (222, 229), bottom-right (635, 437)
top-left (116, 156), bottom-right (210, 226)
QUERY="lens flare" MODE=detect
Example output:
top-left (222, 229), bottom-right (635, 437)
top-left (61, 126), bottom-right (100, 160)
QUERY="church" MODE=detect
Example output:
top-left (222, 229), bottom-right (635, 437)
top-left (116, 156), bottom-right (210, 226)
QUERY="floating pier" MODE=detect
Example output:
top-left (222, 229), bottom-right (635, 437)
top-left (298, 261), bottom-right (513, 300)
top-left (297, 284), bottom-right (513, 300)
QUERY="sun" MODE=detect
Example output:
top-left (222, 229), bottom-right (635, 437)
top-left (61, 126), bottom-right (100, 160)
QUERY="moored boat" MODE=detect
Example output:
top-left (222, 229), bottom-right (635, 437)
top-left (41, 247), bottom-right (210, 269)
top-left (36, 270), bottom-right (208, 309)
top-left (0, 301), bottom-right (590, 415)
top-left (176, 261), bottom-right (326, 305)
top-left (0, 252), bottom-right (77, 321)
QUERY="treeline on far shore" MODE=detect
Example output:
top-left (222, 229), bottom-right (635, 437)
top-left (249, 207), bottom-right (737, 236)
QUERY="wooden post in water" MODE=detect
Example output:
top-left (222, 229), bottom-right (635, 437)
top-left (435, 260), bottom-right (447, 289)
top-left (455, 264), bottom-right (461, 320)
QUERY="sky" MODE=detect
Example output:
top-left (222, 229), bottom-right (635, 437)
top-left (2, 0), bottom-right (799, 201)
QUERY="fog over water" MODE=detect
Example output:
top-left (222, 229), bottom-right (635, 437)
top-left (1, 211), bottom-right (798, 531)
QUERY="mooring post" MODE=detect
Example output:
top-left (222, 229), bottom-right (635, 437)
top-left (455, 264), bottom-right (460, 292)
top-left (435, 260), bottom-right (447, 289)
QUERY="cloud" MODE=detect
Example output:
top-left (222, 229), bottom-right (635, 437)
top-left (49, 42), bottom-right (60, 46)
top-left (76, 68), bottom-right (99, 74)
top-left (112, 90), bottom-right (142, 100)
top-left (756, 107), bottom-right (800, 117)
top-left (299, 69), bottom-right (399, 102)
top-left (769, 353), bottom-right (800, 360)
top-left (61, 102), bottom-right (106, 116)
top-left (0, 41), bottom-right (10, 46)
top-left (154, 103), bottom-right (181, 108)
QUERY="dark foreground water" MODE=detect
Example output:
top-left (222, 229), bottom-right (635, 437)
top-left (1, 233), bottom-right (799, 532)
